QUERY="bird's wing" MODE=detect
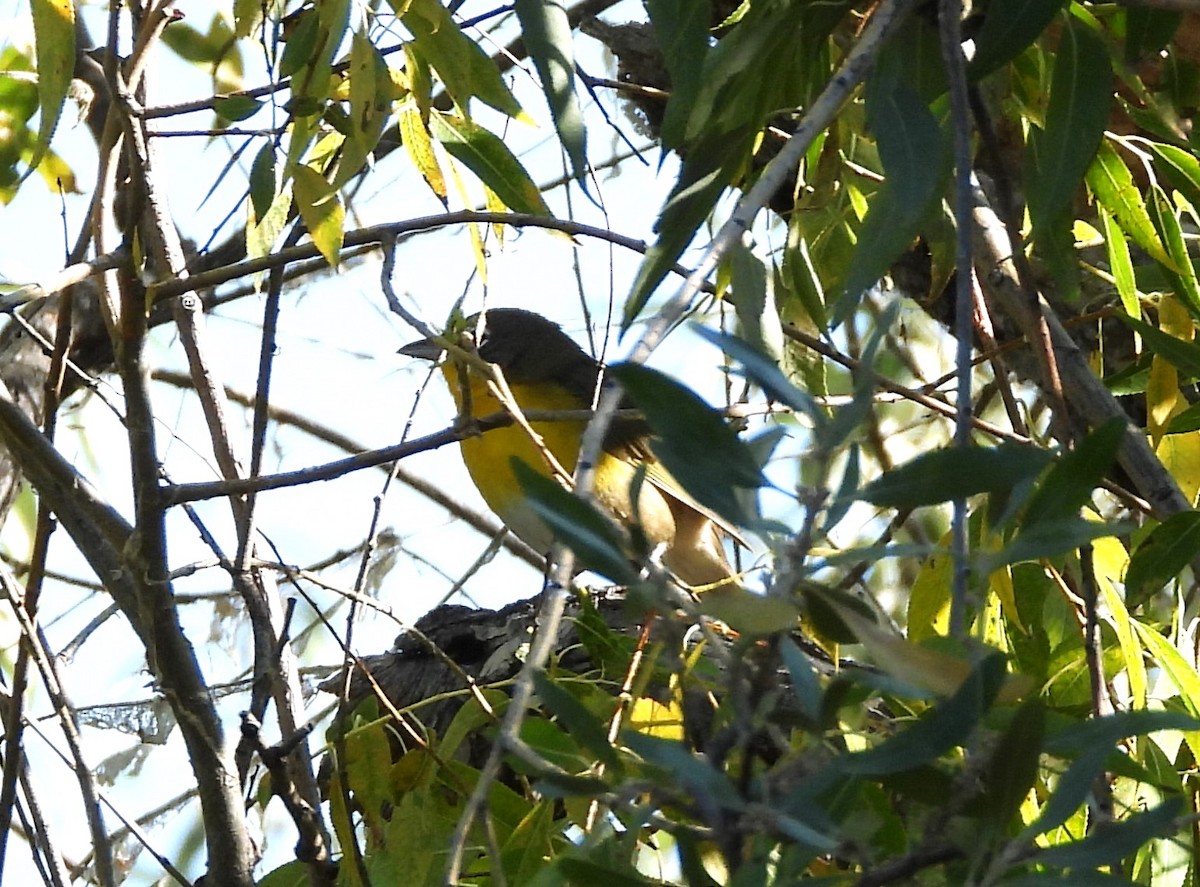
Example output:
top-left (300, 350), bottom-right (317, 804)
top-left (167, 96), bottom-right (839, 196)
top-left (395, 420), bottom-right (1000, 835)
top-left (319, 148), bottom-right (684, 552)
top-left (641, 459), bottom-right (750, 549)
top-left (553, 354), bottom-right (749, 549)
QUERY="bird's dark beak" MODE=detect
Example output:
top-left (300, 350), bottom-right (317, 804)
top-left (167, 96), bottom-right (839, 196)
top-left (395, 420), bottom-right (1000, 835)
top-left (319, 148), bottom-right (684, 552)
top-left (398, 337), bottom-right (445, 362)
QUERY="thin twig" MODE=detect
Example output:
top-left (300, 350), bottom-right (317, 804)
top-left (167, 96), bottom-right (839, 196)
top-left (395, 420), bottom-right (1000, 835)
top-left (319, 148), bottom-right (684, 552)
top-left (940, 0), bottom-right (974, 637)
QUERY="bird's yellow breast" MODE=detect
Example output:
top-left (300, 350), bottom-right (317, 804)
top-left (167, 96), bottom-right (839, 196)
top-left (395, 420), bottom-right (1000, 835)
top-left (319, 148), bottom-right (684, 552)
top-left (444, 366), bottom-right (678, 557)
top-left (446, 367), bottom-right (590, 552)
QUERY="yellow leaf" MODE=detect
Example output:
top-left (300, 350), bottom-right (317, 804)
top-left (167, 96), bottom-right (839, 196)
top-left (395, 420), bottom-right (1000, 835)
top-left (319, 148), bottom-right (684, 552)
top-left (1156, 429), bottom-right (1200, 505)
top-left (27, 0), bottom-right (75, 179)
top-left (629, 696), bottom-right (684, 741)
top-left (838, 602), bottom-right (1034, 703)
top-left (908, 538), bottom-right (952, 642)
top-left (1147, 295), bottom-right (1192, 442)
top-left (989, 563), bottom-right (1027, 636)
top-left (1092, 535), bottom-right (1146, 707)
top-left (399, 101), bottom-right (446, 200)
top-left (291, 165), bottom-right (344, 268)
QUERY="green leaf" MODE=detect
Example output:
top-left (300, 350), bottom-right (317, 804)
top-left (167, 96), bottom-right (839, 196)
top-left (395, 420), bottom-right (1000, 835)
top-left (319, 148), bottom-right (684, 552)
top-left (1098, 206), bottom-right (1139, 316)
top-left (646, 0), bottom-right (710, 148)
top-left (842, 653), bottom-right (1007, 775)
top-left (1025, 741), bottom-right (1114, 838)
top-left (233, 0), bottom-right (262, 39)
top-left (610, 363), bottom-right (764, 529)
top-left (399, 99), bottom-right (447, 202)
top-left (291, 164), bottom-right (344, 267)
top-left (343, 29), bottom-right (394, 172)
top-left (968, 0), bottom-right (1064, 80)
top-left (517, 718), bottom-right (585, 774)
top-left (280, 8), bottom-right (321, 79)
top-left (1119, 311), bottom-right (1200, 378)
top-left (727, 240), bottom-right (784, 363)
top-left (841, 71), bottom-right (945, 317)
top-left (394, 0), bottom-right (523, 117)
top-left (1027, 713), bottom-right (1197, 841)
top-left (691, 326), bottom-right (823, 423)
top-left (1086, 139), bottom-right (1173, 270)
top-left (532, 671), bottom-right (620, 768)
top-left (255, 860), bottom-right (310, 887)
top-left (213, 94), bottom-right (263, 122)
top-left (1125, 511), bottom-right (1200, 605)
top-left (1131, 625), bottom-right (1200, 738)
top-left (249, 143), bottom-right (277, 221)
top-left (1045, 709), bottom-right (1200, 756)
top-left (778, 637), bottom-right (823, 723)
top-left (989, 518), bottom-right (1130, 571)
top-left (430, 112), bottom-right (551, 216)
top-left (1148, 141), bottom-right (1200, 212)
top-left (624, 140), bottom-right (745, 327)
top-left (1148, 185), bottom-right (1200, 319)
top-left (973, 699), bottom-right (1045, 832)
top-left (1004, 872), bottom-right (1156, 887)
top-left (623, 731), bottom-right (743, 807)
top-left (859, 445), bottom-right (1053, 509)
top-left (26, 0), bottom-right (75, 179)
top-left (556, 856), bottom-right (657, 887)
top-left (343, 717), bottom-right (395, 827)
top-left (1125, 8), bottom-right (1181, 64)
top-left (1026, 18), bottom-right (1111, 235)
top-left (1034, 799), bottom-right (1182, 869)
top-left (512, 459), bottom-right (639, 584)
top-left (1021, 419), bottom-right (1124, 527)
top-left (513, 0), bottom-right (587, 182)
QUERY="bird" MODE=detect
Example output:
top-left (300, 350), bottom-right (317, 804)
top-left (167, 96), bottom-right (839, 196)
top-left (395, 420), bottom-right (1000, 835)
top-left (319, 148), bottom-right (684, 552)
top-left (399, 308), bottom-right (739, 590)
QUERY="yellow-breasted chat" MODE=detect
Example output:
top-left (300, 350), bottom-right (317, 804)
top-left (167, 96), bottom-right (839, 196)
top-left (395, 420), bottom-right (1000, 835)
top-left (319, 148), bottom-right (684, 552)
top-left (399, 308), bottom-right (739, 590)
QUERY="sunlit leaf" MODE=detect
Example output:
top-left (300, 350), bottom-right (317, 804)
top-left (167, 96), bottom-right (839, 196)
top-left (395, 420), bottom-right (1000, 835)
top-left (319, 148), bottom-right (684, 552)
top-left (26, 0), bottom-right (74, 179)
top-left (233, 0), bottom-right (262, 39)
top-left (1097, 206), bottom-right (1139, 316)
top-left (399, 101), bottom-right (446, 201)
top-left (1086, 139), bottom-right (1172, 270)
top-left (907, 539), bottom-right (952, 643)
top-left (1148, 185), bottom-right (1200, 319)
top-left (1093, 535), bottom-right (1146, 707)
top-left (1119, 311), bottom-right (1200, 378)
top-left (430, 112), bottom-right (550, 215)
top-left (1147, 140), bottom-right (1200, 212)
top-left (291, 164), bottom-right (344, 267)
top-left (394, 0), bottom-right (523, 117)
